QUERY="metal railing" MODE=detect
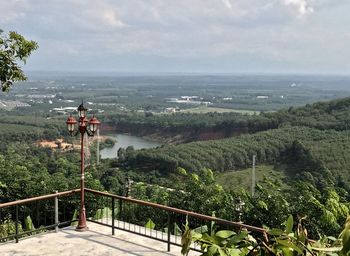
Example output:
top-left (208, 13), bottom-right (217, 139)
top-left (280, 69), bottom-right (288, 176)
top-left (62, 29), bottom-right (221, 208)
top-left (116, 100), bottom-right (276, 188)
top-left (0, 189), bottom-right (80, 243)
top-left (0, 188), bottom-right (267, 252)
top-left (84, 188), bottom-right (267, 252)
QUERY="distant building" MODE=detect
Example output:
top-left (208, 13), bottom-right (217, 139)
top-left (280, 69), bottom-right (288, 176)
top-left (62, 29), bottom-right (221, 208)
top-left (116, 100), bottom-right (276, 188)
top-left (180, 96), bottom-right (198, 101)
top-left (165, 107), bottom-right (178, 113)
top-left (16, 102), bottom-right (31, 107)
top-left (166, 96), bottom-right (211, 105)
top-left (0, 100), bottom-right (31, 110)
top-left (28, 94), bottom-right (56, 99)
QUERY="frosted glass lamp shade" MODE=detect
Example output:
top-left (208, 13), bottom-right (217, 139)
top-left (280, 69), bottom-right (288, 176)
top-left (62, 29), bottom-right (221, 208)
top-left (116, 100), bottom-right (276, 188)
top-left (66, 115), bottom-right (77, 134)
top-left (88, 116), bottom-right (100, 133)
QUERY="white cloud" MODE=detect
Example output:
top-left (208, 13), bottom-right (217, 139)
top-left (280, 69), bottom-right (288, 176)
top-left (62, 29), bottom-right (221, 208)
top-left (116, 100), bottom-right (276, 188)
top-left (221, 0), bottom-right (233, 10)
top-left (1, 0), bottom-right (350, 73)
top-left (284, 0), bottom-right (314, 15)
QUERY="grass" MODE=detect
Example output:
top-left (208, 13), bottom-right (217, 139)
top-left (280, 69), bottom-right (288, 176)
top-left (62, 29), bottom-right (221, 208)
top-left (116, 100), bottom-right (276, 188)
top-left (216, 165), bottom-right (287, 192)
top-left (180, 106), bottom-right (260, 115)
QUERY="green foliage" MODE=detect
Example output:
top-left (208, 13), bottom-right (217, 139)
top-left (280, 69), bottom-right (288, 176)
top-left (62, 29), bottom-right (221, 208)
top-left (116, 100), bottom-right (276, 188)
top-left (340, 216), bottom-right (350, 255)
top-left (182, 215), bottom-right (348, 256)
top-left (24, 216), bottom-right (35, 231)
top-left (0, 216), bottom-right (23, 241)
top-left (93, 207), bottom-right (112, 220)
top-left (109, 110), bottom-right (276, 135)
top-left (121, 126), bottom-right (350, 184)
top-left (145, 219), bottom-right (155, 230)
top-left (0, 30), bottom-right (38, 92)
top-left (266, 96), bottom-right (350, 131)
top-left (71, 209), bottom-right (78, 226)
top-left (169, 168), bottom-right (233, 219)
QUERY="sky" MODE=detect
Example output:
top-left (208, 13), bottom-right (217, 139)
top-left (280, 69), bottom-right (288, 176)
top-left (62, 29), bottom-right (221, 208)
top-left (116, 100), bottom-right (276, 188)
top-left (1, 0), bottom-right (350, 74)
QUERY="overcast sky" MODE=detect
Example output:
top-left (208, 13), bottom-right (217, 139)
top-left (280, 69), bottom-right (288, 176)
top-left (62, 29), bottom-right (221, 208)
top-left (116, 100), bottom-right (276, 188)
top-left (1, 0), bottom-right (350, 74)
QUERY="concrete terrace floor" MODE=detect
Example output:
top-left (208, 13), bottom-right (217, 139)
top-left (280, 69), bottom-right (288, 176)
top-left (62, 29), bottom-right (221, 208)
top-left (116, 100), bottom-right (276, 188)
top-left (0, 221), bottom-right (200, 256)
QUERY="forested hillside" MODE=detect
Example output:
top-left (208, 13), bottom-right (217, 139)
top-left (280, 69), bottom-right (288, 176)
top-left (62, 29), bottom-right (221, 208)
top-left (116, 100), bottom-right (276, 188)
top-left (105, 97), bottom-right (350, 144)
top-left (267, 96), bottom-right (350, 130)
top-left (120, 128), bottom-right (342, 185)
top-left (117, 97), bottom-right (350, 192)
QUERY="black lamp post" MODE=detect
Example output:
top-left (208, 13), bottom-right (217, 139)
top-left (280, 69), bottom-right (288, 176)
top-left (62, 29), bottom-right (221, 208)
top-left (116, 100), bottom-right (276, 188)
top-left (66, 102), bottom-right (100, 231)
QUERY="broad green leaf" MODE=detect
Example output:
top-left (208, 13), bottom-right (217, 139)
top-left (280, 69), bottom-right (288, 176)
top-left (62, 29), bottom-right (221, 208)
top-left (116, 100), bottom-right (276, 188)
top-left (227, 248), bottom-right (241, 256)
top-left (94, 207), bottom-right (112, 220)
top-left (192, 232), bottom-right (202, 240)
top-left (210, 211), bottom-right (216, 235)
top-left (280, 246), bottom-right (292, 256)
top-left (181, 223), bottom-right (192, 256)
top-left (285, 215), bottom-right (293, 234)
top-left (145, 219), bottom-right (155, 230)
top-left (71, 209), bottom-right (78, 226)
top-left (174, 222), bottom-right (182, 235)
top-left (216, 230), bottom-right (235, 239)
top-left (24, 215), bottom-right (35, 231)
top-left (326, 236), bottom-right (338, 242)
top-left (193, 225), bottom-right (208, 234)
top-left (208, 245), bottom-right (218, 255)
top-left (228, 231), bottom-right (249, 246)
top-left (202, 233), bottom-right (217, 243)
top-left (268, 228), bottom-right (284, 236)
top-left (276, 239), bottom-right (303, 254)
top-left (217, 247), bottom-right (226, 256)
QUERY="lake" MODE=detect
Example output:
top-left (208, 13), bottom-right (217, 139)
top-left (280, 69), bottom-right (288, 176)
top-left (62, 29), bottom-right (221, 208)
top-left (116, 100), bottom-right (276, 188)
top-left (100, 133), bottom-right (161, 159)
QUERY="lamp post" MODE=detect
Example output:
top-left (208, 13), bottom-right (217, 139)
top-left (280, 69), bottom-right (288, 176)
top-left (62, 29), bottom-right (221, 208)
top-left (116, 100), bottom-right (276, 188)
top-left (66, 102), bottom-right (100, 231)
top-left (126, 176), bottom-right (133, 198)
top-left (235, 196), bottom-right (245, 224)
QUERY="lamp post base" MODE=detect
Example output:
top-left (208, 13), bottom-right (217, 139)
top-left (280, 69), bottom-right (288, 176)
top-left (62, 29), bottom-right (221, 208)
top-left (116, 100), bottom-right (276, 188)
top-left (75, 207), bottom-right (89, 232)
top-left (75, 226), bottom-right (89, 232)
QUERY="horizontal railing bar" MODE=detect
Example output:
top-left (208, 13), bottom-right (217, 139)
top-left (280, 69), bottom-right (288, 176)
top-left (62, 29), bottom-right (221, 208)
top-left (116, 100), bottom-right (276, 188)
top-left (0, 189), bottom-right (80, 209)
top-left (88, 220), bottom-right (202, 252)
top-left (0, 224), bottom-right (57, 241)
top-left (59, 220), bottom-right (78, 227)
top-left (0, 220), bottom-right (77, 242)
top-left (85, 188), bottom-right (266, 233)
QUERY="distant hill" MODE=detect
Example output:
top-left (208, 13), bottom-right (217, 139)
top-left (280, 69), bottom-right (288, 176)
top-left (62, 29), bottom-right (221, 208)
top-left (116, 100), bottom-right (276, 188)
top-left (268, 96), bottom-right (350, 130)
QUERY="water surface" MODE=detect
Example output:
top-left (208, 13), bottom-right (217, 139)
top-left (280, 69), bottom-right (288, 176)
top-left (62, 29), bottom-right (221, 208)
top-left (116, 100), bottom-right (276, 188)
top-left (100, 133), bottom-right (161, 159)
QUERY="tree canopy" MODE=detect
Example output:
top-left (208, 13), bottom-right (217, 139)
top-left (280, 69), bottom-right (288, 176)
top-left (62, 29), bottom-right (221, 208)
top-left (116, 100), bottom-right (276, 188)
top-left (0, 29), bottom-right (38, 92)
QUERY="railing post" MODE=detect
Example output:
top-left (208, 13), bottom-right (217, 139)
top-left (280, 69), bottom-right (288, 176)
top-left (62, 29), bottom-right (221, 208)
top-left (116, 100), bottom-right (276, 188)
top-left (119, 199), bottom-right (122, 221)
top-left (55, 191), bottom-right (59, 233)
top-left (167, 211), bottom-right (171, 252)
top-left (112, 197), bottom-right (115, 235)
top-left (15, 205), bottom-right (19, 243)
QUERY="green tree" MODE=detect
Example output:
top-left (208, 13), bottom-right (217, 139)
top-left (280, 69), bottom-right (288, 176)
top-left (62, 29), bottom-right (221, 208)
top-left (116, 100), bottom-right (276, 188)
top-left (0, 29), bottom-right (38, 92)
